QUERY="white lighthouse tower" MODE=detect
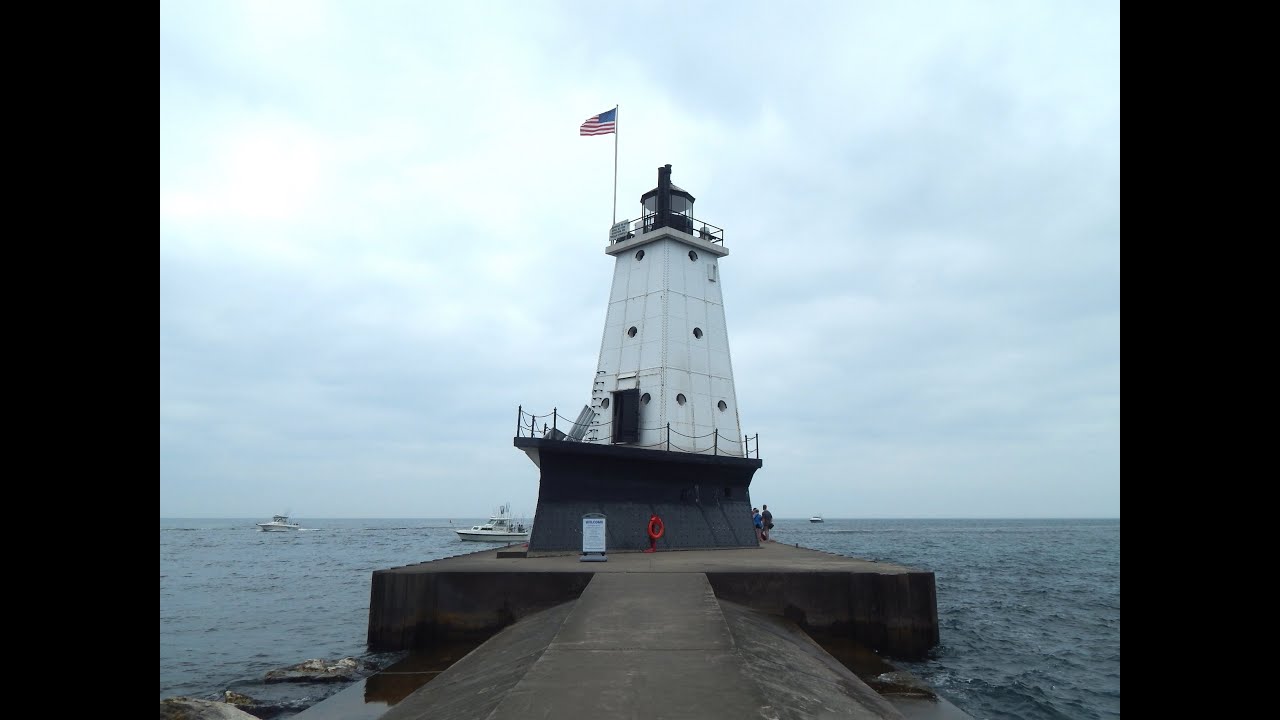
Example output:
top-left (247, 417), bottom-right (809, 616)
top-left (515, 164), bottom-right (762, 552)
top-left (583, 164), bottom-right (746, 456)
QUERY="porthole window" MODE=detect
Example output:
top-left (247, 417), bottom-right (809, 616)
top-left (641, 393), bottom-right (651, 405)
top-left (688, 250), bottom-right (698, 262)
top-left (635, 249), bottom-right (645, 261)
top-left (692, 327), bottom-right (703, 339)
top-left (600, 398), bottom-right (610, 409)
top-left (627, 326), bottom-right (638, 338)
top-left (717, 400), bottom-right (727, 412)
top-left (676, 393), bottom-right (687, 406)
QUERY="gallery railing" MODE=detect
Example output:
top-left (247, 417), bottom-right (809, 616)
top-left (515, 405), bottom-right (759, 459)
top-left (609, 215), bottom-right (725, 245)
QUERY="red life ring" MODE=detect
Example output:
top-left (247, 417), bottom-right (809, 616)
top-left (647, 515), bottom-right (665, 540)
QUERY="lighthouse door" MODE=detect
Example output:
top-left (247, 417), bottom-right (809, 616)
top-left (611, 388), bottom-right (640, 444)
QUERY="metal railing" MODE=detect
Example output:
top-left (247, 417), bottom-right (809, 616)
top-left (515, 405), bottom-right (760, 459)
top-left (610, 214), bottom-right (725, 245)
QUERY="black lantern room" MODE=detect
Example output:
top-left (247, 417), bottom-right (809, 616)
top-left (640, 164), bottom-right (696, 234)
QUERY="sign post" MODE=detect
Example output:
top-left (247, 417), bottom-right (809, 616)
top-left (580, 513), bottom-right (607, 562)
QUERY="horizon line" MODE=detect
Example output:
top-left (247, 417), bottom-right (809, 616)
top-left (160, 515), bottom-right (1121, 521)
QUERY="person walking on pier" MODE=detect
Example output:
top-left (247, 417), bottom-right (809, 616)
top-left (752, 507), bottom-right (763, 541)
top-left (761, 505), bottom-right (774, 542)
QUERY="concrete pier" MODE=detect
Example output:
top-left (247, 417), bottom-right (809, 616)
top-left (283, 543), bottom-right (955, 719)
top-left (368, 541), bottom-right (938, 660)
top-left (377, 572), bottom-right (910, 720)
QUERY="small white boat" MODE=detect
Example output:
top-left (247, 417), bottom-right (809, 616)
top-left (257, 514), bottom-right (301, 532)
top-left (456, 504), bottom-right (530, 543)
top-left (809, 514), bottom-right (824, 523)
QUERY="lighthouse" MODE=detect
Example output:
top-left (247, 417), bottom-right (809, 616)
top-left (515, 164), bottom-right (762, 552)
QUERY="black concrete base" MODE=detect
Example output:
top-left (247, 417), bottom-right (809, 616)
top-left (514, 437), bottom-right (764, 552)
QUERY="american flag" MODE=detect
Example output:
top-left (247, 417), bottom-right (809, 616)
top-left (579, 108), bottom-right (617, 136)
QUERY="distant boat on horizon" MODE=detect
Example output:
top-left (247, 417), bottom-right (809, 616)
top-left (257, 514), bottom-right (301, 531)
top-left (809, 514), bottom-right (824, 523)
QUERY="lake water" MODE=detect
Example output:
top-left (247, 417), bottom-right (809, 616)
top-left (160, 517), bottom-right (1119, 719)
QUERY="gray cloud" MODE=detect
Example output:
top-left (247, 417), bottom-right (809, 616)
top-left (161, 0), bottom-right (1119, 518)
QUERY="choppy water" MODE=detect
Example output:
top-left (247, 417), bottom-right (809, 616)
top-left (159, 518), bottom-right (1119, 719)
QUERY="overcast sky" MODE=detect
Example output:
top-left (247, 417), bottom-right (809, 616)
top-left (160, 0), bottom-right (1119, 519)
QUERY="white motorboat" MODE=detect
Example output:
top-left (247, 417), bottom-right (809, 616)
top-left (455, 504), bottom-right (530, 543)
top-left (257, 514), bottom-right (301, 531)
top-left (809, 514), bottom-right (824, 523)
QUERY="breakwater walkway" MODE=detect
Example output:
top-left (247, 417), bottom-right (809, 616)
top-left (378, 571), bottom-right (909, 719)
top-left (292, 542), bottom-right (957, 719)
top-left (367, 541), bottom-right (938, 660)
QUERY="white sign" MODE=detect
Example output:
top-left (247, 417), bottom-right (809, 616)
top-left (582, 515), bottom-right (606, 553)
top-left (608, 220), bottom-right (631, 242)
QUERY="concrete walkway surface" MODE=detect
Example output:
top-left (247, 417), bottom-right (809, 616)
top-left (375, 572), bottom-right (908, 720)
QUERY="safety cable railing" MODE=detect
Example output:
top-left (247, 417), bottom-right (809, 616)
top-left (515, 405), bottom-right (760, 459)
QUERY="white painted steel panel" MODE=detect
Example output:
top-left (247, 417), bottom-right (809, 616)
top-left (598, 347), bottom-right (621, 375)
top-left (709, 350), bottom-right (733, 378)
top-left (619, 342), bottom-right (641, 371)
top-left (640, 340), bottom-right (663, 370)
top-left (691, 373), bottom-right (712, 397)
top-left (588, 228), bottom-right (744, 450)
top-left (689, 347), bottom-right (710, 376)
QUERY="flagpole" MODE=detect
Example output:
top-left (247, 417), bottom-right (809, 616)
top-left (612, 104), bottom-right (619, 226)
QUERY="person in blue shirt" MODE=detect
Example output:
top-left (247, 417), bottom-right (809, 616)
top-left (752, 507), bottom-right (763, 541)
